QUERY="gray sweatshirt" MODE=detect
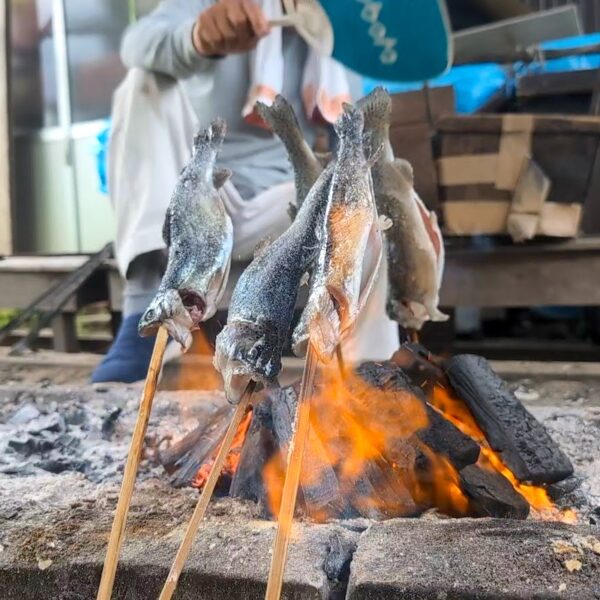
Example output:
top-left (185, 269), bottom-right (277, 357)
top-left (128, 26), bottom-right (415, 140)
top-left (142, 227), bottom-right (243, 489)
top-left (121, 0), bottom-right (360, 200)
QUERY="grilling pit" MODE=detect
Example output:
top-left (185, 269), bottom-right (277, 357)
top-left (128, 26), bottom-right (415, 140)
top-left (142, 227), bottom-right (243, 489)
top-left (1, 347), bottom-right (600, 599)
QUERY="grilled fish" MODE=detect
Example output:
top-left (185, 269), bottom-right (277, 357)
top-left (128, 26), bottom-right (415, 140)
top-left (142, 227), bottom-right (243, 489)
top-left (214, 163), bottom-right (335, 404)
top-left (293, 105), bottom-right (384, 363)
top-left (138, 119), bottom-right (234, 350)
top-left (256, 95), bottom-right (323, 218)
top-left (358, 88), bottom-right (447, 330)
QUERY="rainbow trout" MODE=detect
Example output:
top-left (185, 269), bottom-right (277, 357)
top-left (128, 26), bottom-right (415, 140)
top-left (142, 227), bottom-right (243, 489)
top-left (138, 119), bottom-right (233, 350)
top-left (292, 105), bottom-right (385, 362)
top-left (256, 95), bottom-right (323, 217)
top-left (214, 163), bottom-right (335, 404)
top-left (358, 88), bottom-right (447, 331)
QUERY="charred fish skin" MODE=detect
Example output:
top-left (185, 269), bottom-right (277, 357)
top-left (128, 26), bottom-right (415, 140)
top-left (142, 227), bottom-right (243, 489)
top-left (358, 88), bottom-right (448, 330)
top-left (138, 119), bottom-right (234, 350)
top-left (295, 105), bottom-right (379, 363)
top-left (215, 164), bottom-right (335, 404)
top-left (256, 95), bottom-right (323, 217)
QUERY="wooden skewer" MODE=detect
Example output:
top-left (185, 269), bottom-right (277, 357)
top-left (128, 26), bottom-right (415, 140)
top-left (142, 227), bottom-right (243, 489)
top-left (265, 345), bottom-right (319, 600)
top-left (159, 381), bottom-right (257, 600)
top-left (96, 326), bottom-right (169, 600)
top-left (335, 344), bottom-right (346, 378)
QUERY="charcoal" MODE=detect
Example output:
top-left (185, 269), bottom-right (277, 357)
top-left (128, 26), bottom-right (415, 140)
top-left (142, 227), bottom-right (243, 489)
top-left (101, 407), bottom-right (122, 441)
top-left (269, 386), bottom-right (354, 520)
top-left (63, 405), bottom-right (87, 426)
top-left (324, 531), bottom-right (357, 599)
top-left (8, 403), bottom-right (40, 425)
top-left (35, 457), bottom-right (89, 474)
top-left (390, 343), bottom-right (446, 392)
top-left (445, 355), bottom-right (573, 484)
top-left (158, 405), bottom-right (232, 488)
top-left (459, 464), bottom-right (530, 520)
top-left (230, 397), bottom-right (276, 507)
top-left (547, 475), bottom-right (583, 502)
top-left (356, 362), bottom-right (480, 471)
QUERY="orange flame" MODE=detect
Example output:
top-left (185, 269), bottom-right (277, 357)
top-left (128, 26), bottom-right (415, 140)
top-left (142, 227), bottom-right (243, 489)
top-left (192, 410), bottom-right (253, 489)
top-left (263, 366), bottom-right (471, 521)
top-left (171, 330), bottom-right (222, 391)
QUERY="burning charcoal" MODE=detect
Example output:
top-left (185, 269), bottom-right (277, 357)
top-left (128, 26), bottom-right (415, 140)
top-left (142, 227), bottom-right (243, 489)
top-left (8, 403), bottom-right (40, 425)
top-left (459, 464), bottom-right (530, 520)
top-left (25, 413), bottom-right (65, 435)
top-left (445, 355), bottom-right (574, 484)
top-left (356, 362), bottom-right (480, 471)
top-left (269, 385), bottom-right (355, 520)
top-left (230, 397), bottom-right (276, 509)
top-left (158, 405), bottom-right (232, 488)
top-left (101, 407), bottom-right (122, 441)
top-left (390, 343), bottom-right (446, 392)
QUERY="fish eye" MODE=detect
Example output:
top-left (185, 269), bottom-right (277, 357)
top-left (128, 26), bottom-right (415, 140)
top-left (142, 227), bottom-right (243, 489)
top-left (145, 309), bottom-right (155, 321)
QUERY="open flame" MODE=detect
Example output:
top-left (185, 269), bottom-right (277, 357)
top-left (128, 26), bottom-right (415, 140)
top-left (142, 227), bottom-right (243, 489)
top-left (263, 366), bottom-right (472, 521)
top-left (189, 353), bottom-right (575, 524)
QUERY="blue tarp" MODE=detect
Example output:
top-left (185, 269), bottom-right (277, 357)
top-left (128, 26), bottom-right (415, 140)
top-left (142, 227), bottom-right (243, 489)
top-left (95, 121), bottom-right (110, 195)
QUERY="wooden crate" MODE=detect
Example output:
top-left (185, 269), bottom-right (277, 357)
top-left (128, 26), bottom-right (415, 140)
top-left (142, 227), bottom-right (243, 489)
top-left (436, 113), bottom-right (600, 238)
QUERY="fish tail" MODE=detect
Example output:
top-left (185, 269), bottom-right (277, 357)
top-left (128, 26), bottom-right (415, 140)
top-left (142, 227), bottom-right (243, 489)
top-left (357, 87), bottom-right (392, 132)
top-left (334, 103), bottom-right (365, 144)
top-left (192, 118), bottom-right (227, 155)
top-left (256, 95), bottom-right (303, 145)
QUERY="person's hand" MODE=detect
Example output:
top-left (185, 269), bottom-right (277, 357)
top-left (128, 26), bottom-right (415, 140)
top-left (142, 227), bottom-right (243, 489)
top-left (193, 0), bottom-right (271, 57)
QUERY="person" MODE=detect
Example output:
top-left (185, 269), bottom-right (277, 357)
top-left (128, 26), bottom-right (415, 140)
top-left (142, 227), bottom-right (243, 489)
top-left (92, 0), bottom-right (400, 383)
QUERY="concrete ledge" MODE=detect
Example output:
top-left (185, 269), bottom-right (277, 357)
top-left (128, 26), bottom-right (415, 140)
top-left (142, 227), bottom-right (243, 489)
top-left (347, 518), bottom-right (600, 600)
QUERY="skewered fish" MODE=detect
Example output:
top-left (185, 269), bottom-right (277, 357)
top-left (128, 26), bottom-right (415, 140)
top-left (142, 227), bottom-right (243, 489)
top-left (358, 88), bottom-right (447, 330)
top-left (214, 164), bottom-right (335, 403)
top-left (293, 105), bottom-right (385, 362)
top-left (138, 119), bottom-right (234, 350)
top-left (256, 95), bottom-right (323, 218)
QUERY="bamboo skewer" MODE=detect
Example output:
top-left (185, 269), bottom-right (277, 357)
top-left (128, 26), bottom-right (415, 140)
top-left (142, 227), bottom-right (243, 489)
top-left (159, 381), bottom-right (257, 600)
top-left (96, 326), bottom-right (169, 600)
top-left (265, 345), bottom-right (319, 600)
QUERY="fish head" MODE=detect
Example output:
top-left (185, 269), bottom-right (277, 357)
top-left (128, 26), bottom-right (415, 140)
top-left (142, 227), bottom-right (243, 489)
top-left (138, 289), bottom-right (195, 351)
top-left (214, 320), bottom-right (281, 403)
top-left (387, 298), bottom-right (429, 332)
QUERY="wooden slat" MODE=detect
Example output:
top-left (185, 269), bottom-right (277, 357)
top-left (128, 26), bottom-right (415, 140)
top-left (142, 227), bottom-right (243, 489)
top-left (517, 69), bottom-right (600, 98)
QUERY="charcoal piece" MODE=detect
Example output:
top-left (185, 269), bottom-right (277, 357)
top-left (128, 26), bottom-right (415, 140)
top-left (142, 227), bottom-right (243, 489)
top-left (269, 385), bottom-right (354, 520)
top-left (324, 532), bottom-right (356, 588)
top-left (158, 405), bottom-right (232, 488)
top-left (390, 343), bottom-right (446, 392)
top-left (101, 407), bottom-right (122, 441)
top-left (416, 409), bottom-right (480, 471)
top-left (445, 355), bottom-right (573, 484)
top-left (356, 361), bottom-right (480, 470)
top-left (547, 475), bottom-right (583, 502)
top-left (230, 397), bottom-right (276, 507)
top-left (8, 403), bottom-right (41, 425)
top-left (36, 457), bottom-right (89, 474)
top-left (459, 464), bottom-right (530, 520)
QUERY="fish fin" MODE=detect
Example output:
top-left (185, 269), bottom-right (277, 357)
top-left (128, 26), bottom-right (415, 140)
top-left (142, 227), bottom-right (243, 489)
top-left (212, 167), bottom-right (232, 190)
top-left (193, 118), bottom-right (227, 154)
top-left (378, 215), bottom-right (393, 232)
top-left (162, 206), bottom-right (172, 247)
top-left (253, 236), bottom-right (272, 259)
top-left (300, 272), bottom-right (310, 287)
top-left (356, 87), bottom-right (392, 128)
top-left (426, 301), bottom-right (450, 323)
top-left (256, 95), bottom-right (300, 134)
top-left (314, 152), bottom-right (333, 167)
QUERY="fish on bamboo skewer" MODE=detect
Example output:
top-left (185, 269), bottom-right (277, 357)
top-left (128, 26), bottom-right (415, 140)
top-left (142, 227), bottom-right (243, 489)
top-left (137, 119), bottom-right (234, 350)
top-left (358, 88), bottom-right (448, 331)
top-left (214, 163), bottom-right (336, 404)
top-left (256, 95), bottom-right (324, 219)
top-left (292, 104), bottom-right (388, 363)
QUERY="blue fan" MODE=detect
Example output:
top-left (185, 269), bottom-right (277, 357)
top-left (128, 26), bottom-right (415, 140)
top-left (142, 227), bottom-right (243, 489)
top-left (275, 0), bottom-right (452, 82)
